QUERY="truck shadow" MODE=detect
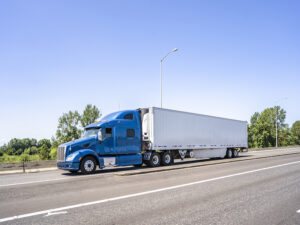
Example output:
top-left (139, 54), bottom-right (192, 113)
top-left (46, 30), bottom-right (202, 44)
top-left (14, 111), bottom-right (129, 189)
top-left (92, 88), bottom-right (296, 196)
top-left (62, 155), bottom-right (251, 176)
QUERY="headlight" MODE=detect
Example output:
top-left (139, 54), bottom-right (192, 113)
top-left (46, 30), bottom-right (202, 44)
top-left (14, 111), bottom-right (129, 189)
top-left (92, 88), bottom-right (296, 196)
top-left (66, 153), bottom-right (76, 161)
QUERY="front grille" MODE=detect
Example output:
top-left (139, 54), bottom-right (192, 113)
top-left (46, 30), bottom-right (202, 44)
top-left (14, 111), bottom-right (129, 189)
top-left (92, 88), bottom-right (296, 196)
top-left (57, 146), bottom-right (66, 162)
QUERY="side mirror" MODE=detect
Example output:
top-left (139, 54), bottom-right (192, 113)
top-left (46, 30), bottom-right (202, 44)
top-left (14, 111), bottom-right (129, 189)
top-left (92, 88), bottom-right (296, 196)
top-left (98, 129), bottom-right (103, 143)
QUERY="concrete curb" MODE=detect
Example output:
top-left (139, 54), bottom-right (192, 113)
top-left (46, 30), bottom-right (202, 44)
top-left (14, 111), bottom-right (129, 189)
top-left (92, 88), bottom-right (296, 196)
top-left (0, 167), bottom-right (58, 175)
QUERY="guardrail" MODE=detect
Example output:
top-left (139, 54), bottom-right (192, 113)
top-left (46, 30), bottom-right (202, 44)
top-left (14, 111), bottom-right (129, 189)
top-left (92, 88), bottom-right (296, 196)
top-left (0, 160), bottom-right (56, 172)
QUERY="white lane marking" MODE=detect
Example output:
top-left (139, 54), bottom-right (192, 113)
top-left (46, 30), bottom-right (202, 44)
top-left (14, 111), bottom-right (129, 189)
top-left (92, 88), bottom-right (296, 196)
top-left (44, 211), bottom-right (67, 217)
top-left (0, 160), bottom-right (299, 223)
top-left (297, 209), bottom-right (300, 213)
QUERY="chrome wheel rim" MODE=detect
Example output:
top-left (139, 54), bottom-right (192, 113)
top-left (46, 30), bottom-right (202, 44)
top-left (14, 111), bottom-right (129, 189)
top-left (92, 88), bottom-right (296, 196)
top-left (84, 160), bottom-right (94, 172)
top-left (164, 154), bottom-right (171, 164)
top-left (152, 155), bottom-right (159, 165)
top-left (189, 151), bottom-right (194, 158)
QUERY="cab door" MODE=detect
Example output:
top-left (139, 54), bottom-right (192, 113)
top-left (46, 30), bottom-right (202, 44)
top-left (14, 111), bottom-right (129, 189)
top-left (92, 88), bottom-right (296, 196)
top-left (98, 127), bottom-right (115, 154)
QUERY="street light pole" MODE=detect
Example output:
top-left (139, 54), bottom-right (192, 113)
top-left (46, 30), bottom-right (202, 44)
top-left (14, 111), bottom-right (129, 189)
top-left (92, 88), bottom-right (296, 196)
top-left (160, 48), bottom-right (178, 108)
top-left (275, 110), bottom-right (278, 148)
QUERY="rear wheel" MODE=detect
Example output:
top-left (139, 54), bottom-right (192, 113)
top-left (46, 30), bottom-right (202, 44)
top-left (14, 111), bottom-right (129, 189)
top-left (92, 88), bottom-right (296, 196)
top-left (232, 149), bottom-right (239, 158)
top-left (188, 151), bottom-right (194, 158)
top-left (149, 152), bottom-right (161, 167)
top-left (161, 152), bottom-right (173, 166)
top-left (80, 156), bottom-right (97, 174)
top-left (226, 149), bottom-right (233, 158)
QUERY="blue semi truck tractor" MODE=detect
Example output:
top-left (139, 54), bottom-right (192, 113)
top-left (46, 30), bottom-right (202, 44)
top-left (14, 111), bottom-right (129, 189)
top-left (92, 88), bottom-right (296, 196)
top-left (57, 107), bottom-right (248, 174)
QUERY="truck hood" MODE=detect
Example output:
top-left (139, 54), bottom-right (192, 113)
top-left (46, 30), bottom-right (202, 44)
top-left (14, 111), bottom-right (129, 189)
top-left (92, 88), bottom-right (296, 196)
top-left (60, 136), bottom-right (96, 149)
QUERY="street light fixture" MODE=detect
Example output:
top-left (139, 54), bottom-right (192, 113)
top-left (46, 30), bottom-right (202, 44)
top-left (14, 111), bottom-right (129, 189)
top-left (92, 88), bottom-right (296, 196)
top-left (160, 48), bottom-right (178, 108)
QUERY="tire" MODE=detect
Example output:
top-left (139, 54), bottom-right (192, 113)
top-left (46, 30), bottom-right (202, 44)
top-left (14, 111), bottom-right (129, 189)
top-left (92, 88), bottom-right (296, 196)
top-left (226, 149), bottom-right (233, 158)
top-left (149, 152), bottom-right (161, 167)
top-left (188, 151), bottom-right (194, 158)
top-left (80, 156), bottom-right (97, 174)
top-left (161, 152), bottom-right (173, 166)
top-left (232, 149), bottom-right (239, 158)
top-left (144, 160), bottom-right (151, 167)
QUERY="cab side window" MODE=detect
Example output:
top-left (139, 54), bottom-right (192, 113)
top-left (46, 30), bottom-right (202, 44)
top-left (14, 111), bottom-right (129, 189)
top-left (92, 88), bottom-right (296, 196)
top-left (123, 113), bottom-right (133, 120)
top-left (105, 128), bottom-right (112, 138)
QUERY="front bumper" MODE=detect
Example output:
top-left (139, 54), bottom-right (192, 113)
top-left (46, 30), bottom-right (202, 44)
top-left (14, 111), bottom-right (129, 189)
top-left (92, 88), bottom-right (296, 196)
top-left (57, 161), bottom-right (80, 171)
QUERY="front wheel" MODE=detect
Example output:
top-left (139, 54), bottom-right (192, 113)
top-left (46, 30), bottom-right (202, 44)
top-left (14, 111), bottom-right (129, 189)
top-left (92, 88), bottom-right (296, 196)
top-left (80, 156), bottom-right (97, 175)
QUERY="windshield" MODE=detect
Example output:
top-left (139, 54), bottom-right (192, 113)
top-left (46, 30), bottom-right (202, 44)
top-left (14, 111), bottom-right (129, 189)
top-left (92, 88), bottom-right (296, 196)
top-left (82, 128), bottom-right (99, 138)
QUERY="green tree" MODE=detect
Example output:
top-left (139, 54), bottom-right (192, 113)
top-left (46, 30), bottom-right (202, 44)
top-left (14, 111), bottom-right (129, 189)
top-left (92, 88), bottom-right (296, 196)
top-left (24, 146), bottom-right (38, 155)
top-left (20, 153), bottom-right (30, 162)
top-left (248, 106), bottom-right (289, 148)
top-left (2, 138), bottom-right (38, 155)
top-left (38, 144), bottom-right (50, 160)
top-left (248, 112), bottom-right (260, 148)
top-left (51, 137), bottom-right (60, 148)
top-left (291, 121), bottom-right (300, 145)
top-left (56, 110), bottom-right (82, 144)
top-left (279, 126), bottom-right (294, 146)
top-left (50, 147), bottom-right (57, 160)
top-left (80, 104), bottom-right (101, 128)
top-left (37, 139), bottom-right (51, 149)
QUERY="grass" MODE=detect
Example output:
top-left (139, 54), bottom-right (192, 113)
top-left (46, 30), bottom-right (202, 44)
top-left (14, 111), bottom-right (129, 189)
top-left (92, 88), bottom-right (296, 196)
top-left (0, 154), bottom-right (41, 163)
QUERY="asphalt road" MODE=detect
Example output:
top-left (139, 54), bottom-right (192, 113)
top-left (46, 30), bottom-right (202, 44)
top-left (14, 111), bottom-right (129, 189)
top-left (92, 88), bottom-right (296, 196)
top-left (0, 148), bottom-right (300, 225)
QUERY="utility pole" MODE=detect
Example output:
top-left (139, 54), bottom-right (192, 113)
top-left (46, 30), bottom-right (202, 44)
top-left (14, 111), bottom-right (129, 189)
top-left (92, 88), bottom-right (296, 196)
top-left (275, 109), bottom-right (278, 148)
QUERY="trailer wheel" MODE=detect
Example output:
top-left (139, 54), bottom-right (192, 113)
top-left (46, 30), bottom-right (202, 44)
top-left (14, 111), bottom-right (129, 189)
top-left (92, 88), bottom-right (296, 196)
top-left (232, 149), bottom-right (239, 158)
top-left (188, 151), bottom-right (194, 158)
top-left (80, 156), bottom-right (97, 174)
top-left (149, 152), bottom-right (161, 167)
top-left (161, 152), bottom-right (172, 166)
top-left (226, 149), bottom-right (233, 158)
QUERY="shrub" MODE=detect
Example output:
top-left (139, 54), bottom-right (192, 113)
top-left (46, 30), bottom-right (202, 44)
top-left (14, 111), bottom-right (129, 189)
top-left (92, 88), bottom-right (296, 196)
top-left (50, 148), bottom-right (57, 160)
top-left (19, 153), bottom-right (30, 162)
top-left (38, 144), bottom-right (50, 160)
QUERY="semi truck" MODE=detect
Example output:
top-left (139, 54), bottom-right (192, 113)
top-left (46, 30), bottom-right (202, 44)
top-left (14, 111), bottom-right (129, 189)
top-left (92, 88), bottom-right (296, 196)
top-left (57, 107), bottom-right (248, 174)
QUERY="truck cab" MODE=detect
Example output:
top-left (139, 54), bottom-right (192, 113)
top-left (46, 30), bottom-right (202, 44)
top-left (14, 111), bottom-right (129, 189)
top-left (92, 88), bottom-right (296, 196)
top-left (57, 110), bottom-right (143, 174)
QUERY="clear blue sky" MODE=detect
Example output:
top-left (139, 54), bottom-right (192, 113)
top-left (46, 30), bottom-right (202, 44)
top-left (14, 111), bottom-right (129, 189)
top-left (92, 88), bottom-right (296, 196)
top-left (0, 0), bottom-right (299, 144)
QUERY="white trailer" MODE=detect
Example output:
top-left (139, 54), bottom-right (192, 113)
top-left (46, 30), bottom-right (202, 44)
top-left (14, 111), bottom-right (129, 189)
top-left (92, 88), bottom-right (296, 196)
top-left (141, 107), bottom-right (247, 165)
